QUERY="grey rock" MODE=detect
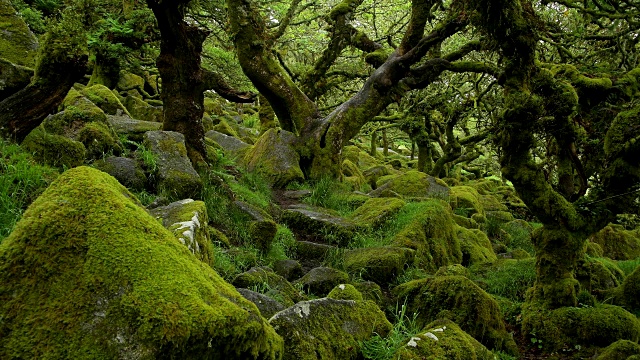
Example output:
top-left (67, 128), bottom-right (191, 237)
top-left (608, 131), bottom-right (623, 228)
top-left (143, 131), bottom-right (202, 200)
top-left (0, 58), bottom-right (32, 101)
top-left (237, 288), bottom-right (286, 319)
top-left (205, 130), bottom-right (251, 158)
top-left (107, 115), bottom-right (162, 142)
top-left (93, 156), bottom-right (146, 191)
top-left (282, 204), bottom-right (356, 246)
top-left (295, 266), bottom-right (350, 296)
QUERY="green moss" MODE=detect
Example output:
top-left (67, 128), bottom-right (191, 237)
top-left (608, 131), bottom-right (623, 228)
top-left (214, 118), bottom-right (240, 137)
top-left (242, 129), bottom-right (304, 188)
top-left (327, 283), bottom-right (364, 301)
top-left (585, 241), bottom-right (604, 257)
top-left (269, 298), bottom-right (392, 360)
top-left (204, 97), bottom-right (225, 116)
top-left (393, 319), bottom-right (495, 360)
top-left (348, 197), bottom-right (405, 228)
top-left (81, 84), bottom-right (131, 116)
top-left (0, 166), bottom-right (283, 359)
top-left (250, 219), bottom-right (277, 252)
top-left (605, 105), bottom-right (640, 158)
top-left (468, 258), bottom-right (535, 302)
top-left (393, 275), bottom-right (517, 354)
top-left (77, 121), bottom-right (123, 160)
top-left (618, 264), bottom-right (640, 311)
top-left (344, 246), bottom-right (415, 284)
top-left (22, 126), bottom-right (86, 168)
top-left (0, 0), bottom-right (38, 67)
top-left (116, 70), bottom-right (144, 91)
top-left (364, 48), bottom-right (391, 67)
top-left (596, 340), bottom-right (640, 360)
top-left (342, 145), bottom-right (384, 172)
top-left (341, 158), bottom-right (366, 188)
top-left (328, 0), bottom-right (359, 20)
top-left (232, 266), bottom-right (305, 307)
top-left (435, 264), bottom-right (469, 277)
top-left (392, 199), bottom-right (462, 272)
top-left (457, 226), bottom-right (497, 266)
top-left (575, 256), bottom-right (623, 295)
top-left (510, 248), bottom-right (531, 259)
top-left (521, 303), bottom-right (640, 352)
top-left (450, 186), bottom-right (484, 217)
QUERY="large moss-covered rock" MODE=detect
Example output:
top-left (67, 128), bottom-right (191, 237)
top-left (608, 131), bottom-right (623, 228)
top-left (344, 246), bottom-right (415, 284)
top-left (348, 197), bottom-right (405, 229)
top-left (393, 275), bottom-right (517, 354)
top-left (237, 288), bottom-right (287, 319)
top-left (269, 298), bottom-right (392, 360)
top-left (392, 200), bottom-right (463, 272)
top-left (149, 199), bottom-right (213, 268)
top-left (0, 0), bottom-right (38, 67)
top-left (327, 283), bottom-right (364, 301)
top-left (522, 304), bottom-right (640, 352)
top-left (107, 115), bottom-right (162, 142)
top-left (82, 84), bottom-right (131, 116)
top-left (343, 145), bottom-right (384, 171)
top-left (116, 70), bottom-right (145, 91)
top-left (589, 224), bottom-right (640, 260)
top-left (617, 264), bottom-right (640, 311)
top-left (457, 226), bottom-right (497, 266)
top-left (0, 57), bottom-right (32, 100)
top-left (342, 159), bottom-right (366, 189)
top-left (0, 166), bottom-right (283, 359)
top-left (123, 95), bottom-right (163, 122)
top-left (369, 170), bottom-right (449, 199)
top-left (393, 319), bottom-right (495, 360)
top-left (575, 256), bottom-right (623, 294)
top-left (206, 129), bottom-right (251, 159)
top-left (143, 130), bottom-right (202, 200)
top-left (450, 185), bottom-right (485, 217)
top-left (282, 204), bottom-right (356, 246)
top-left (242, 129), bottom-right (303, 188)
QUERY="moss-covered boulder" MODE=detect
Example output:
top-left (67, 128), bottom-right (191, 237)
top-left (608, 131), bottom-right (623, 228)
top-left (393, 275), bottom-right (517, 354)
top-left (81, 84), bottom-right (131, 116)
top-left (522, 304), bottom-right (640, 352)
top-left (327, 283), bottom-right (364, 301)
top-left (0, 0), bottom-right (38, 67)
top-left (282, 204), bottom-right (356, 246)
top-left (596, 340), bottom-right (640, 360)
top-left (213, 117), bottom-right (240, 137)
top-left (435, 264), bottom-right (470, 277)
top-left (295, 240), bottom-right (336, 264)
top-left (575, 256), bottom-right (623, 294)
top-left (123, 95), bottom-right (163, 122)
top-left (589, 224), bottom-right (640, 260)
top-left (116, 70), bottom-right (145, 91)
top-left (342, 158), bottom-right (366, 189)
top-left (107, 115), bottom-right (162, 142)
top-left (450, 185), bottom-right (484, 217)
top-left (92, 156), bottom-right (147, 191)
top-left (393, 319), bottom-right (495, 360)
top-left (0, 166), bottom-right (282, 359)
top-left (242, 129), bottom-right (303, 188)
top-left (0, 57), bottom-right (32, 100)
top-left (392, 200), bottom-right (463, 272)
top-left (344, 246), bottom-right (415, 284)
top-left (250, 219), bottom-right (278, 252)
top-left (273, 259), bottom-right (303, 282)
top-left (343, 145), bottom-right (384, 171)
top-left (617, 264), bottom-right (640, 311)
top-left (369, 170), bottom-right (450, 199)
top-left (143, 130), bottom-right (202, 200)
top-left (21, 126), bottom-right (86, 168)
top-left (269, 298), bottom-right (392, 360)
top-left (232, 266), bottom-right (305, 307)
top-left (457, 226), bottom-right (497, 266)
top-left (295, 266), bottom-right (350, 296)
top-left (206, 129), bottom-right (251, 159)
top-left (348, 197), bottom-right (405, 229)
top-left (149, 199), bottom-right (213, 267)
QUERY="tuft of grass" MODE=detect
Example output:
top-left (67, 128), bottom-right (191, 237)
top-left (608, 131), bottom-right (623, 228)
top-left (265, 225), bottom-right (297, 265)
top-left (304, 176), bottom-right (358, 215)
top-left (0, 140), bottom-right (59, 242)
top-left (361, 302), bottom-right (421, 360)
top-left (469, 258), bottom-right (536, 302)
top-left (616, 258), bottom-right (640, 275)
top-left (242, 113), bottom-right (259, 129)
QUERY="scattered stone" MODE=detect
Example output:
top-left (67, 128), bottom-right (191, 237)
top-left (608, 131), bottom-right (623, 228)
top-left (206, 130), bottom-right (251, 159)
top-left (269, 298), bottom-right (392, 360)
top-left (237, 288), bottom-right (286, 319)
top-left (232, 266), bottom-right (305, 307)
top-left (348, 197), bottom-right (405, 229)
top-left (589, 224), bottom-right (640, 260)
top-left (295, 241), bottom-right (336, 263)
top-left (273, 259), bottom-right (304, 282)
top-left (344, 246), bottom-right (415, 284)
top-left (295, 266), bottom-right (350, 296)
top-left (143, 130), bottom-right (202, 200)
top-left (369, 170), bottom-right (449, 199)
top-left (242, 129), bottom-right (304, 188)
top-left (92, 156), bottom-right (147, 191)
top-left (327, 283), bottom-right (363, 301)
top-left (282, 204), bottom-right (356, 246)
top-left (82, 84), bottom-right (131, 116)
top-left (107, 115), bottom-right (162, 142)
top-left (123, 95), bottom-right (163, 122)
top-left (596, 340), bottom-right (640, 360)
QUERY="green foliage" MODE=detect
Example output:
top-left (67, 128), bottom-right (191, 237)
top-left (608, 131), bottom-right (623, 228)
top-left (469, 258), bottom-right (536, 302)
top-left (616, 258), bottom-right (640, 275)
top-left (303, 176), bottom-right (358, 215)
top-left (265, 225), bottom-right (297, 264)
top-left (361, 302), bottom-right (421, 360)
top-left (0, 140), bottom-right (58, 242)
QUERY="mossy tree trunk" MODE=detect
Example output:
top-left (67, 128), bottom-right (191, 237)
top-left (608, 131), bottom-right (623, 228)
top-left (471, 0), bottom-right (640, 309)
top-left (146, 0), bottom-right (255, 168)
top-left (227, 0), bottom-right (476, 179)
top-left (0, 20), bottom-right (87, 141)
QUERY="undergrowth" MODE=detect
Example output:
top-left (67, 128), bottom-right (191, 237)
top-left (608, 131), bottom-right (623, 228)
top-left (361, 302), bottom-right (421, 360)
top-left (0, 140), bottom-right (59, 242)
